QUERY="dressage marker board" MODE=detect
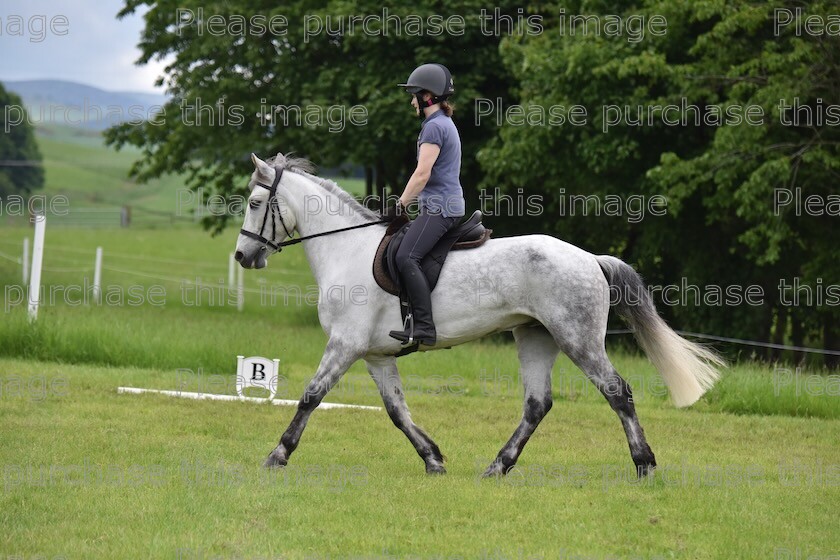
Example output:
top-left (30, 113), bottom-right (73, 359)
top-left (117, 355), bottom-right (381, 411)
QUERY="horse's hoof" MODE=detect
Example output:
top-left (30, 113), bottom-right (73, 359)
top-left (634, 447), bottom-right (657, 478)
top-left (425, 463), bottom-right (446, 475)
top-left (636, 462), bottom-right (656, 478)
top-left (263, 452), bottom-right (288, 469)
top-left (481, 462), bottom-right (507, 478)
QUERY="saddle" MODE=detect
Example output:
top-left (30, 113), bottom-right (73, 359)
top-left (373, 210), bottom-right (492, 296)
top-left (373, 211), bottom-right (492, 356)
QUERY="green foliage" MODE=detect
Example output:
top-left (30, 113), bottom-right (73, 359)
top-left (106, 0), bottom-right (521, 231)
top-left (479, 0), bottom-right (840, 362)
top-left (0, 83), bottom-right (44, 196)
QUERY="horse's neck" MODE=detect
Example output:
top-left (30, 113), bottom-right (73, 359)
top-left (286, 176), bottom-right (382, 284)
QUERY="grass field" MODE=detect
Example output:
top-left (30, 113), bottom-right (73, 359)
top-left (9, 124), bottom-right (366, 227)
top-left (1, 128), bottom-right (838, 559)
top-left (1, 223), bottom-right (839, 559)
top-left (38, 125), bottom-right (183, 210)
top-left (1, 355), bottom-right (838, 559)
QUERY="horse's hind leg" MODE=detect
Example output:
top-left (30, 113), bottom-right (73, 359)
top-left (365, 355), bottom-right (446, 474)
top-left (567, 343), bottom-right (657, 477)
top-left (483, 325), bottom-right (558, 477)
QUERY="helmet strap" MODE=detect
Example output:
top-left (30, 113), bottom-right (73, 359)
top-left (414, 93), bottom-right (428, 121)
top-left (415, 93), bottom-right (446, 121)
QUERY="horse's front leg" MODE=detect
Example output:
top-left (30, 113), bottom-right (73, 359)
top-left (264, 338), bottom-right (362, 468)
top-left (365, 355), bottom-right (446, 474)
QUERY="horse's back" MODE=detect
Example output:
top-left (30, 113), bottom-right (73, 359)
top-left (434, 233), bottom-right (608, 311)
top-left (443, 233), bottom-right (602, 276)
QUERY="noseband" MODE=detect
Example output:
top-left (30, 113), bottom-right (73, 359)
top-left (239, 165), bottom-right (389, 253)
top-left (239, 166), bottom-right (294, 252)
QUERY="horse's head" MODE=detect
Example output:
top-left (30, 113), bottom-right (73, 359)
top-left (234, 153), bottom-right (298, 269)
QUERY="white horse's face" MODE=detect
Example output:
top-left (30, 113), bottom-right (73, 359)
top-left (234, 153), bottom-right (295, 269)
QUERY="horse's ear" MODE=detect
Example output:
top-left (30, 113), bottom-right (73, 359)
top-left (251, 153), bottom-right (270, 175)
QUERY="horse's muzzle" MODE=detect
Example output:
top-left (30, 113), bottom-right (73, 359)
top-left (234, 246), bottom-right (268, 269)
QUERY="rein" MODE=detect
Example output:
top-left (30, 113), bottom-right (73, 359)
top-left (239, 166), bottom-right (387, 252)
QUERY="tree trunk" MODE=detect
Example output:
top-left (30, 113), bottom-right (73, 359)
top-left (790, 309), bottom-right (805, 366)
top-left (364, 165), bottom-right (373, 201)
top-left (824, 314), bottom-right (840, 370)
top-left (375, 159), bottom-right (387, 211)
top-left (771, 305), bottom-right (788, 363)
top-left (758, 302), bottom-right (774, 362)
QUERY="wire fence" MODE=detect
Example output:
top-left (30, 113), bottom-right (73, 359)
top-left (2, 205), bottom-right (195, 228)
top-left (1, 235), bottom-right (838, 357)
top-left (0, 236), bottom-right (313, 314)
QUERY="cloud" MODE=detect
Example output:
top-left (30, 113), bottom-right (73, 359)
top-left (0, 0), bottom-right (169, 93)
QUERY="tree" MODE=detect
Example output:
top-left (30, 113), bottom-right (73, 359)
top-left (478, 0), bottom-right (840, 365)
top-left (0, 83), bottom-right (44, 197)
top-left (106, 0), bottom-right (522, 231)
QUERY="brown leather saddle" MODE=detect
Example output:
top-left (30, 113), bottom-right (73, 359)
top-left (373, 210), bottom-right (492, 356)
top-left (373, 210), bottom-right (492, 296)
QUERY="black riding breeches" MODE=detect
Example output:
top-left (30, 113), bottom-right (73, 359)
top-left (393, 211), bottom-right (460, 272)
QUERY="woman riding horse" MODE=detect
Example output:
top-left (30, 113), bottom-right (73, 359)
top-left (384, 63), bottom-right (466, 347)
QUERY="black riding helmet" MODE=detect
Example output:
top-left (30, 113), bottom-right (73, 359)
top-left (398, 63), bottom-right (455, 109)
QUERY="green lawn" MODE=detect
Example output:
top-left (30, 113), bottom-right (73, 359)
top-left (1, 226), bottom-right (838, 558)
top-left (1, 356), bottom-right (838, 559)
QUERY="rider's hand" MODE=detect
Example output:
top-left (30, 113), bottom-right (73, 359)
top-left (381, 200), bottom-right (405, 222)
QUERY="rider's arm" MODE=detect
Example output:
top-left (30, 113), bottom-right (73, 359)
top-left (399, 142), bottom-right (441, 207)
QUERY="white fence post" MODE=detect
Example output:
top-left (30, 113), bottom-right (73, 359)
top-left (228, 253), bottom-right (235, 293)
top-left (93, 247), bottom-right (103, 303)
top-left (236, 265), bottom-right (244, 312)
top-left (22, 237), bottom-right (30, 284)
top-left (27, 215), bottom-right (46, 321)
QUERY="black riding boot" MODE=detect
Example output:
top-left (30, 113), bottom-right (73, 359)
top-left (389, 261), bottom-right (436, 346)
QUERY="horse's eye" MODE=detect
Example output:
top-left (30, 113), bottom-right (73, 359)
top-left (249, 200), bottom-right (260, 210)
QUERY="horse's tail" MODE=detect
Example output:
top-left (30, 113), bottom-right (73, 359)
top-left (596, 255), bottom-right (724, 407)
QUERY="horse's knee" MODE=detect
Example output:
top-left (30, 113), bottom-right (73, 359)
top-left (298, 390), bottom-right (323, 412)
top-left (524, 395), bottom-right (552, 424)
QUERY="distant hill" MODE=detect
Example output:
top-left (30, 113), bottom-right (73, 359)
top-left (2, 79), bottom-right (167, 130)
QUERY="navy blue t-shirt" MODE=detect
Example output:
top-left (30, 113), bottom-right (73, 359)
top-left (416, 110), bottom-right (465, 218)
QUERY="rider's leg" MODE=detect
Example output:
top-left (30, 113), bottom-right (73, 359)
top-left (389, 211), bottom-right (458, 345)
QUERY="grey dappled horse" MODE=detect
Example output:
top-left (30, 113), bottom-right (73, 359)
top-left (235, 153), bottom-right (723, 477)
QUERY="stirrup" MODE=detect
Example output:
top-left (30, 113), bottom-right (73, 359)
top-left (389, 313), bottom-right (415, 346)
top-left (402, 312), bottom-right (415, 345)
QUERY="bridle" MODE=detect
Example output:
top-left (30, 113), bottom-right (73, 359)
top-left (239, 166), bottom-right (293, 252)
top-left (239, 166), bottom-right (388, 253)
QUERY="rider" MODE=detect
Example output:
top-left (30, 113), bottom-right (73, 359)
top-left (383, 63), bottom-right (465, 346)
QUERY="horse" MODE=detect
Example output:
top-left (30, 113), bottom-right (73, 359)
top-left (234, 152), bottom-right (724, 477)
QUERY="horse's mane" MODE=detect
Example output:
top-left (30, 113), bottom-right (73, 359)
top-left (268, 153), bottom-right (380, 221)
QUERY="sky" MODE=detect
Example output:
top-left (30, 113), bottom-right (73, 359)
top-left (0, 0), bottom-right (169, 93)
